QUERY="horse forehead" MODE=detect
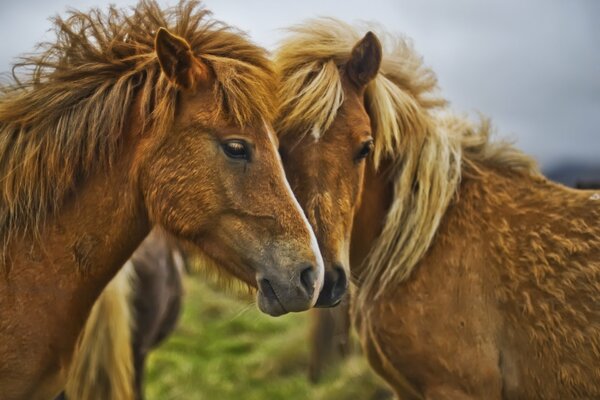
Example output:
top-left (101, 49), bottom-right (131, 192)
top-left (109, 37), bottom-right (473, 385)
top-left (340, 108), bottom-right (372, 133)
top-left (321, 122), bottom-right (370, 148)
top-left (320, 114), bottom-right (371, 144)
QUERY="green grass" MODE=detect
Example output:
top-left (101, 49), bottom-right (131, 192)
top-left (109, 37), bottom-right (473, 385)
top-left (145, 275), bottom-right (392, 400)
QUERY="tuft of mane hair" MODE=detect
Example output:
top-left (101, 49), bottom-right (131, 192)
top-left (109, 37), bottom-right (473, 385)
top-left (0, 0), bottom-right (275, 241)
top-left (274, 19), bottom-right (540, 298)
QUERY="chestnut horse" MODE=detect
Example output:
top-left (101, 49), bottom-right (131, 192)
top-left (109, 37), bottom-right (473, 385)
top-left (0, 2), bottom-right (325, 398)
top-left (276, 20), bottom-right (600, 399)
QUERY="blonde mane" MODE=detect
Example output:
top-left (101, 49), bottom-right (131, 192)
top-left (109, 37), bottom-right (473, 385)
top-left (0, 0), bottom-right (275, 240)
top-left (275, 19), bottom-right (539, 297)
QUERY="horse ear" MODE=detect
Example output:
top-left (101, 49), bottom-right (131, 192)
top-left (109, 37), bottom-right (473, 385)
top-left (155, 27), bottom-right (210, 90)
top-left (346, 31), bottom-right (382, 88)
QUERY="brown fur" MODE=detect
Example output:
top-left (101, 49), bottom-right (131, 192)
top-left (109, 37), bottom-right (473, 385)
top-left (0, 3), bottom-right (323, 399)
top-left (276, 19), bottom-right (600, 399)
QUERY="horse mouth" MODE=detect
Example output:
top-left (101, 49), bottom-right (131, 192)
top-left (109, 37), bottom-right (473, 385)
top-left (257, 278), bottom-right (288, 316)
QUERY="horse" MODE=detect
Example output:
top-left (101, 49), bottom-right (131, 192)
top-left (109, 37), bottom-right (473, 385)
top-left (0, 1), bottom-right (327, 398)
top-left (275, 19), bottom-right (600, 399)
top-left (58, 229), bottom-right (186, 400)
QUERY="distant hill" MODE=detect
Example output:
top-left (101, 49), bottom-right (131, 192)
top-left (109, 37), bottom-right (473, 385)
top-left (544, 162), bottom-right (600, 188)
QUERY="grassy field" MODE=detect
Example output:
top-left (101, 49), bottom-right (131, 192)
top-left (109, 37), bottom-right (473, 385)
top-left (145, 274), bottom-right (392, 400)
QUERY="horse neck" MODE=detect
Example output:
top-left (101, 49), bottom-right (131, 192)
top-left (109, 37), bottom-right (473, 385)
top-left (52, 143), bottom-right (148, 293)
top-left (4, 134), bottom-right (150, 343)
top-left (350, 159), bottom-right (394, 280)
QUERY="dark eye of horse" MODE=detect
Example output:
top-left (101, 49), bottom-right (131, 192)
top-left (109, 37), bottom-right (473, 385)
top-left (356, 139), bottom-right (374, 162)
top-left (222, 140), bottom-right (250, 161)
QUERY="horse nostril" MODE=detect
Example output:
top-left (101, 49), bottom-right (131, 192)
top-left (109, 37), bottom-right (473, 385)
top-left (331, 265), bottom-right (348, 299)
top-left (258, 278), bottom-right (278, 302)
top-left (300, 265), bottom-right (316, 294)
top-left (315, 263), bottom-right (348, 308)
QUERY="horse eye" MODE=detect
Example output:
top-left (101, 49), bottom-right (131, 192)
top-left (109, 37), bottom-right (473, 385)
top-left (356, 139), bottom-right (374, 162)
top-left (222, 140), bottom-right (250, 161)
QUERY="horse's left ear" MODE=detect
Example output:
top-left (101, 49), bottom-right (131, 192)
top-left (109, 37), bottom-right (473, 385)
top-left (346, 31), bottom-right (382, 88)
top-left (155, 27), bottom-right (210, 90)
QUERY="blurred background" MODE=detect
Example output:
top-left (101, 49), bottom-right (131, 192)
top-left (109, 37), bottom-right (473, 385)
top-left (1, 1), bottom-right (598, 399)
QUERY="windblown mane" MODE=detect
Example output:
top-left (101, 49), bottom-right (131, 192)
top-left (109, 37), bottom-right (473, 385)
top-left (0, 0), bottom-right (274, 240)
top-left (274, 19), bottom-right (540, 297)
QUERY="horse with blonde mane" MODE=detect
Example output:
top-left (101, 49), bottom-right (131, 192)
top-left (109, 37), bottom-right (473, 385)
top-left (0, 2), bottom-right (326, 398)
top-left (275, 19), bottom-right (600, 399)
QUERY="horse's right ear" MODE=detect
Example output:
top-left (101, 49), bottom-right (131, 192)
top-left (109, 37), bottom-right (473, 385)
top-left (346, 31), bottom-right (382, 88)
top-left (155, 27), bottom-right (210, 90)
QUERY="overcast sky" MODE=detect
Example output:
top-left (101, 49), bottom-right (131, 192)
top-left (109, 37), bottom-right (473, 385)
top-left (1, 0), bottom-right (598, 168)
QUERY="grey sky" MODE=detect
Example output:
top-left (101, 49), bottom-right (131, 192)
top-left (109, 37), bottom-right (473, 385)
top-left (1, 0), bottom-right (598, 168)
